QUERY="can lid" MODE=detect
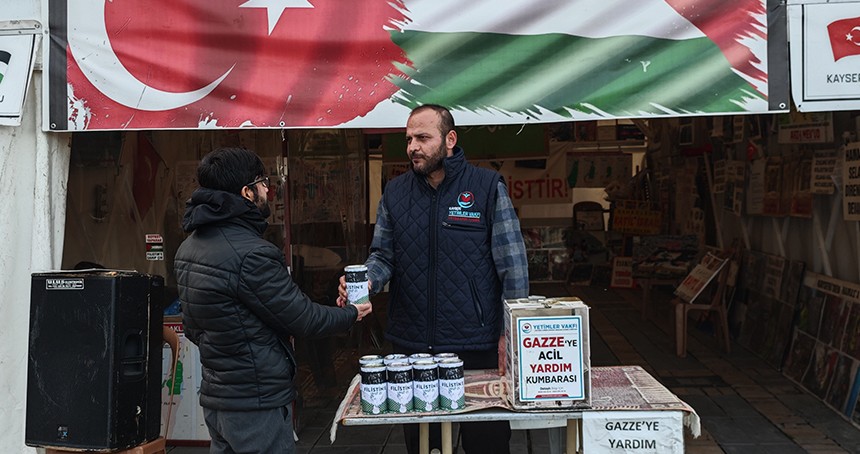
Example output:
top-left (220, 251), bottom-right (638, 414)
top-left (360, 364), bottom-right (386, 371)
top-left (344, 264), bottom-right (368, 272)
top-left (412, 359), bottom-right (437, 368)
top-left (387, 361), bottom-right (412, 370)
top-left (438, 358), bottom-right (464, 367)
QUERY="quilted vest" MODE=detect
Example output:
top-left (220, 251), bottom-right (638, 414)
top-left (383, 147), bottom-right (503, 352)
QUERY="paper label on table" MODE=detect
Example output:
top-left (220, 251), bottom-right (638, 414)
top-left (583, 411), bottom-right (683, 453)
top-left (516, 315), bottom-right (585, 401)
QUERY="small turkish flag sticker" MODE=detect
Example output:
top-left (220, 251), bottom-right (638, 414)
top-left (827, 16), bottom-right (860, 62)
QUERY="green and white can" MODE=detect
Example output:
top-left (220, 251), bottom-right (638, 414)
top-left (408, 353), bottom-right (433, 364)
top-left (438, 358), bottom-right (465, 410)
top-left (412, 360), bottom-right (439, 412)
top-left (344, 264), bottom-right (370, 305)
top-left (359, 354), bottom-right (384, 367)
top-left (386, 361), bottom-right (414, 413)
top-left (360, 364), bottom-right (387, 415)
top-left (383, 353), bottom-right (408, 365)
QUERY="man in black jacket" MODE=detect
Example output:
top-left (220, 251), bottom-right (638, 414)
top-left (174, 148), bottom-right (371, 454)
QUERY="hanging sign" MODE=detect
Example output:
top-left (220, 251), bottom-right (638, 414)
top-left (145, 234), bottom-right (164, 261)
top-left (0, 33), bottom-right (37, 126)
top-left (583, 411), bottom-right (684, 453)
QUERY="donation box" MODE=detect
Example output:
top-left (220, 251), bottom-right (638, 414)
top-left (504, 297), bottom-right (591, 410)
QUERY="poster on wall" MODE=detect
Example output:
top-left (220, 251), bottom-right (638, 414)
top-left (784, 271), bottom-right (860, 426)
top-left (790, 157), bottom-right (813, 218)
top-left (843, 142), bottom-right (860, 221)
top-left (788, 1), bottom-right (860, 112)
top-left (777, 111), bottom-right (834, 144)
top-left (812, 149), bottom-right (838, 195)
top-left (475, 149), bottom-right (570, 207)
top-left (0, 33), bottom-right (37, 126)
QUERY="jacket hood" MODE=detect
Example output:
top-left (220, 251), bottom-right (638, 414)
top-left (182, 187), bottom-right (268, 234)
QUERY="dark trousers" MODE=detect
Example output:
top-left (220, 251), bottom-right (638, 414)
top-left (393, 345), bottom-right (511, 454)
top-left (203, 405), bottom-right (295, 454)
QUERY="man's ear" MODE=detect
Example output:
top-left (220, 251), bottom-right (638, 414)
top-left (446, 129), bottom-right (457, 153)
top-left (240, 185), bottom-right (255, 202)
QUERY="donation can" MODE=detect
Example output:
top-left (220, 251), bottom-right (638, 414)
top-left (359, 354), bottom-right (384, 367)
top-left (412, 360), bottom-right (439, 412)
top-left (386, 362), bottom-right (414, 413)
top-left (408, 353), bottom-right (433, 364)
top-left (438, 358), bottom-right (465, 410)
top-left (383, 353), bottom-right (408, 366)
top-left (344, 264), bottom-right (370, 305)
top-left (360, 364), bottom-right (387, 415)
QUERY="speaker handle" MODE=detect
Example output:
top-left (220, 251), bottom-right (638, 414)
top-left (120, 330), bottom-right (145, 380)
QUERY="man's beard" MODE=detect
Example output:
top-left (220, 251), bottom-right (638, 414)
top-left (411, 142), bottom-right (446, 176)
top-left (254, 192), bottom-right (271, 219)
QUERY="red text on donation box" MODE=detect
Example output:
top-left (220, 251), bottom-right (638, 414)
top-left (517, 316), bottom-right (585, 401)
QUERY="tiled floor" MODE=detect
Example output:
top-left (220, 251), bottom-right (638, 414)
top-left (168, 283), bottom-right (860, 453)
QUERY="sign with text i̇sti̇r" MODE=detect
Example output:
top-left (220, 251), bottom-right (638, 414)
top-left (583, 411), bottom-right (684, 453)
top-left (517, 315), bottom-right (585, 401)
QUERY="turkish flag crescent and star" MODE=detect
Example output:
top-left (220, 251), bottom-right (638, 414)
top-left (827, 16), bottom-right (860, 62)
top-left (64, 0), bottom-right (410, 129)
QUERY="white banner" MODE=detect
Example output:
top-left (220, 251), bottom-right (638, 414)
top-left (789, 2), bottom-right (860, 112)
top-left (583, 410), bottom-right (684, 453)
top-left (0, 33), bottom-right (37, 126)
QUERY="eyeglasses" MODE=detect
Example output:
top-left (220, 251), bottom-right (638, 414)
top-left (246, 176), bottom-right (270, 189)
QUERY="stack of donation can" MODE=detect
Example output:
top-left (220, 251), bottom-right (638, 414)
top-left (359, 353), bottom-right (465, 415)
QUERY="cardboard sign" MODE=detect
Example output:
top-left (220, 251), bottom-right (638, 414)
top-left (610, 257), bottom-right (634, 288)
top-left (583, 410), bottom-right (684, 453)
top-left (516, 315), bottom-right (585, 401)
top-left (674, 253), bottom-right (727, 303)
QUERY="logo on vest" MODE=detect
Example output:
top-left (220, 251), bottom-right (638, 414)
top-left (457, 192), bottom-right (474, 209)
top-left (448, 191), bottom-right (481, 223)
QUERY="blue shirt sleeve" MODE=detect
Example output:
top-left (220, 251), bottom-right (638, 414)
top-left (491, 181), bottom-right (529, 299)
top-left (365, 198), bottom-right (394, 295)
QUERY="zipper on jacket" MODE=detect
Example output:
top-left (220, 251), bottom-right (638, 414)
top-left (428, 192), bottom-right (438, 351)
top-left (442, 221), bottom-right (484, 231)
top-left (469, 279), bottom-right (485, 327)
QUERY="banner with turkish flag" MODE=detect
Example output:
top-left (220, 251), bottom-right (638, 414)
top-left (828, 16), bottom-right (860, 62)
top-left (47, 0), bottom-right (787, 131)
top-left (789, 2), bottom-right (860, 112)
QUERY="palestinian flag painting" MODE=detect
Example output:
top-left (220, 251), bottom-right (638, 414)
top-left (47, 0), bottom-right (787, 131)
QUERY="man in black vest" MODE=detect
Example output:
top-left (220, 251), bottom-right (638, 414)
top-left (340, 105), bottom-right (529, 453)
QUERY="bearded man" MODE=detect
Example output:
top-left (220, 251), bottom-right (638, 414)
top-left (339, 105), bottom-right (529, 454)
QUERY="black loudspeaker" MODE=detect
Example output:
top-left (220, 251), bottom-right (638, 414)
top-left (26, 270), bottom-right (164, 451)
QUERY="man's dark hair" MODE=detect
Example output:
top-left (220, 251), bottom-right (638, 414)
top-left (411, 104), bottom-right (455, 137)
top-left (197, 147), bottom-right (266, 194)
